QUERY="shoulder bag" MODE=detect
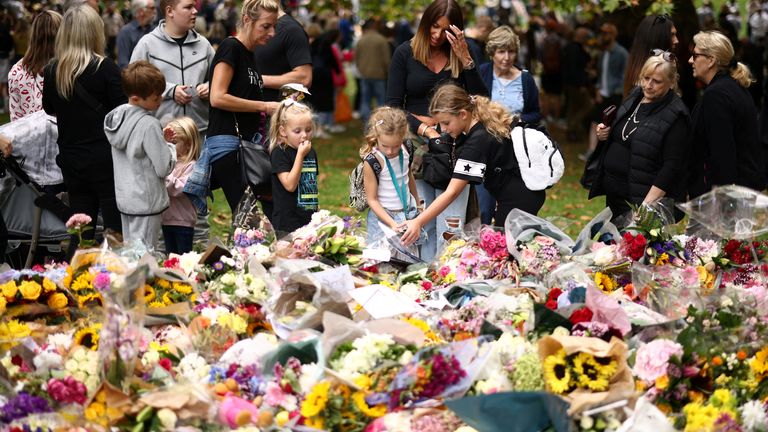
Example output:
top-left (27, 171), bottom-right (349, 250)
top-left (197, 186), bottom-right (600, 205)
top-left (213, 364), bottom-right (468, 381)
top-left (235, 114), bottom-right (272, 189)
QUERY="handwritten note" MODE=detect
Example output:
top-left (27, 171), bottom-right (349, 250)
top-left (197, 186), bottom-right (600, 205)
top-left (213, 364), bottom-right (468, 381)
top-left (349, 284), bottom-right (423, 319)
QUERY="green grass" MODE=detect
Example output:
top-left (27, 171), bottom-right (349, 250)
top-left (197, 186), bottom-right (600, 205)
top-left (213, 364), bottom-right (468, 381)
top-left (208, 121), bottom-right (602, 240)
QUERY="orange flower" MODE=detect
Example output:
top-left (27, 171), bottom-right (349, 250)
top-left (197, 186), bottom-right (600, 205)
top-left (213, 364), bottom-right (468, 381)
top-left (711, 356), bottom-right (723, 367)
top-left (737, 350), bottom-right (748, 361)
top-left (623, 283), bottom-right (635, 299)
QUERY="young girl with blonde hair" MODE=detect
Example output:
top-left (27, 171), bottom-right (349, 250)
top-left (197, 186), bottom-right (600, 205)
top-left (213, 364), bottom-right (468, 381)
top-left (360, 106), bottom-right (423, 248)
top-left (162, 117), bottom-right (201, 254)
top-left (268, 98), bottom-right (319, 234)
top-left (399, 83), bottom-right (546, 245)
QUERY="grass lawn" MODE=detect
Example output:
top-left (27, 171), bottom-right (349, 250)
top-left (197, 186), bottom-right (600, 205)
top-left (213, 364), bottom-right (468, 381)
top-left (207, 119), bottom-right (604, 240)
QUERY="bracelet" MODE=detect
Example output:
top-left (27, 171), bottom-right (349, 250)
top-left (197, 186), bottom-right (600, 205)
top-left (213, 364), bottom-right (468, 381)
top-left (418, 123), bottom-right (427, 137)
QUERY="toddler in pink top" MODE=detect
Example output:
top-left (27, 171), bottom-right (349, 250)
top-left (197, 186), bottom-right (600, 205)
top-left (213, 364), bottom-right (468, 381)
top-left (162, 117), bottom-right (201, 254)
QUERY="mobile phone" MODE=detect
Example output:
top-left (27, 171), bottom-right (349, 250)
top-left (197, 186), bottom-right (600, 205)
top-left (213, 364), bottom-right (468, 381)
top-left (185, 86), bottom-right (197, 97)
top-left (602, 104), bottom-right (617, 126)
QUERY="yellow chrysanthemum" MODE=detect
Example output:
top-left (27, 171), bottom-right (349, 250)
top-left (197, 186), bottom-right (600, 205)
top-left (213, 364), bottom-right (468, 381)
top-left (74, 324), bottom-right (102, 351)
top-left (144, 285), bottom-right (156, 303)
top-left (172, 282), bottom-right (193, 295)
top-left (543, 349), bottom-right (571, 394)
top-left (594, 272), bottom-right (616, 294)
top-left (18, 280), bottom-right (42, 301)
top-left (751, 347), bottom-right (768, 380)
top-left (71, 272), bottom-right (94, 292)
top-left (683, 402), bottom-right (719, 432)
top-left (42, 278), bottom-right (57, 293)
top-left (352, 391), bottom-right (387, 418)
top-left (301, 381), bottom-right (330, 418)
top-left (655, 253), bottom-right (670, 266)
top-left (1, 280), bottom-right (18, 301)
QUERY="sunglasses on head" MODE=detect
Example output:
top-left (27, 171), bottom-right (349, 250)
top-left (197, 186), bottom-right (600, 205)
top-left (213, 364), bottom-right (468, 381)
top-left (652, 14), bottom-right (670, 25)
top-left (651, 48), bottom-right (677, 62)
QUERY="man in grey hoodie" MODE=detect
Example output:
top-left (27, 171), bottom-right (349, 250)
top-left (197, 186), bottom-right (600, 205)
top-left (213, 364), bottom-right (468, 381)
top-left (104, 61), bottom-right (176, 248)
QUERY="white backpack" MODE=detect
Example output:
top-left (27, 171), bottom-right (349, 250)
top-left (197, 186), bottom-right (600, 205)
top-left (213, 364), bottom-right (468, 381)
top-left (510, 125), bottom-right (564, 190)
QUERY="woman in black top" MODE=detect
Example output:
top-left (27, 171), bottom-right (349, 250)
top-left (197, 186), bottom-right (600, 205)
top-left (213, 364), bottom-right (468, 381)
top-left (687, 31), bottom-right (764, 197)
top-left (385, 0), bottom-right (488, 260)
top-left (205, 0), bottom-right (280, 213)
top-left (400, 84), bottom-right (543, 245)
top-left (589, 53), bottom-right (690, 221)
top-left (42, 5), bottom-right (126, 249)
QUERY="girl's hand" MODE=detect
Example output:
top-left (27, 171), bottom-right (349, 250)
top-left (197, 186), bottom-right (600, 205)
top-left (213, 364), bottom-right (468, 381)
top-left (445, 24), bottom-right (472, 68)
top-left (163, 126), bottom-right (176, 144)
top-left (412, 114), bottom-right (435, 126)
top-left (297, 140), bottom-right (312, 158)
top-left (398, 219), bottom-right (423, 246)
top-left (196, 83), bottom-right (210, 100)
top-left (596, 123), bottom-right (611, 142)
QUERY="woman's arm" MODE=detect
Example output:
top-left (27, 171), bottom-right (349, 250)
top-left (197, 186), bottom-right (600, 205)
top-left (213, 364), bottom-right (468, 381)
top-left (650, 113), bottom-right (690, 201)
top-left (209, 62), bottom-right (279, 114)
top-left (642, 185), bottom-right (666, 203)
top-left (364, 162), bottom-right (398, 229)
top-left (399, 177), bottom-right (468, 245)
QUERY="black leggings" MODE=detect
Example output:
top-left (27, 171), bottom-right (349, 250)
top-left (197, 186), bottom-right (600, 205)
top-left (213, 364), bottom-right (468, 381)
top-left (63, 172), bottom-right (122, 258)
top-left (493, 176), bottom-right (547, 227)
top-left (210, 150), bottom-right (245, 214)
top-left (0, 213), bottom-right (7, 264)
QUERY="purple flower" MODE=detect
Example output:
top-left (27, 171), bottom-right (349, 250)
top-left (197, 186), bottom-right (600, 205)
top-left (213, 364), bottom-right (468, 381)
top-left (0, 392), bottom-right (51, 423)
top-left (212, 261), bottom-right (225, 271)
top-left (93, 272), bottom-right (111, 291)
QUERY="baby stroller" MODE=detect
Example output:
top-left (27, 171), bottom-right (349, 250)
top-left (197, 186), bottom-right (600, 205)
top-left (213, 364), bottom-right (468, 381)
top-left (0, 154), bottom-right (71, 268)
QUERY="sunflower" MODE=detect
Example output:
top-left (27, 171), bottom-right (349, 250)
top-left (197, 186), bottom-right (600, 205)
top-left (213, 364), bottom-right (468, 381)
top-left (301, 381), bottom-right (330, 418)
top-left (71, 272), bottom-right (94, 292)
top-left (74, 324), bottom-right (102, 351)
top-left (543, 349), bottom-right (571, 394)
top-left (148, 300), bottom-right (166, 308)
top-left (156, 279), bottom-right (171, 290)
top-left (172, 282), bottom-right (193, 295)
top-left (144, 285), bottom-right (156, 303)
top-left (352, 391), bottom-right (386, 418)
top-left (592, 355), bottom-right (618, 379)
top-left (77, 292), bottom-right (103, 308)
top-left (162, 292), bottom-right (173, 306)
top-left (304, 416), bottom-right (324, 430)
top-left (572, 352), bottom-right (610, 391)
top-left (594, 272), bottom-right (616, 294)
top-left (750, 347), bottom-right (768, 380)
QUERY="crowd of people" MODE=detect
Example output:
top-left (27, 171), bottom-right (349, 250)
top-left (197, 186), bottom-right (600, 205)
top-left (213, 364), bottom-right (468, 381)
top-left (0, 0), bottom-right (767, 264)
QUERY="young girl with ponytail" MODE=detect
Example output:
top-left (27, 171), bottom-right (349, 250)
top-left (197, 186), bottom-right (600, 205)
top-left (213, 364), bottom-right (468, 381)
top-left (399, 83), bottom-right (545, 245)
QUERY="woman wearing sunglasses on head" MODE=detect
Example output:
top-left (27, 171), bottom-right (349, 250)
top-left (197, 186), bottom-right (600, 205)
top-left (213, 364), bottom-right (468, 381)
top-left (687, 31), bottom-right (764, 198)
top-left (587, 51), bottom-right (691, 223)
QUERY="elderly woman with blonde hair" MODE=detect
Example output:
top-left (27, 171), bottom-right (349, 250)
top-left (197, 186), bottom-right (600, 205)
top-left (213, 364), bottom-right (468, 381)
top-left (687, 30), bottom-right (764, 197)
top-left (476, 25), bottom-right (541, 224)
top-left (588, 52), bottom-right (691, 222)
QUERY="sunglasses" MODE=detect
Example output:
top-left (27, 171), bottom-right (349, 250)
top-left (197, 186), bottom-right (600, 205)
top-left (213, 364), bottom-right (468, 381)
top-left (651, 48), bottom-right (677, 62)
top-left (691, 51), bottom-right (711, 60)
top-left (652, 14), bottom-right (670, 26)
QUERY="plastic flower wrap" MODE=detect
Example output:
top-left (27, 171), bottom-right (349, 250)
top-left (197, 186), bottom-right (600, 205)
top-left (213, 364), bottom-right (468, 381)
top-left (470, 332), bottom-right (544, 395)
top-left (275, 211), bottom-right (365, 266)
top-left (61, 249), bottom-right (129, 309)
top-left (505, 208), bottom-right (574, 268)
top-left (677, 185), bottom-right (768, 240)
top-left (328, 332), bottom-right (417, 381)
top-left (571, 207), bottom-right (622, 256)
top-left (188, 304), bottom-right (246, 362)
top-left (538, 335), bottom-right (633, 415)
top-left (299, 377), bottom-right (387, 432)
top-left (630, 263), bottom-right (705, 320)
top-left (429, 230), bottom-right (514, 287)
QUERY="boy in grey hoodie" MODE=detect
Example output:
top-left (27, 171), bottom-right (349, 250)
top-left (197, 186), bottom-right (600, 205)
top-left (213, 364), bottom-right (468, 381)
top-left (104, 61), bottom-right (176, 247)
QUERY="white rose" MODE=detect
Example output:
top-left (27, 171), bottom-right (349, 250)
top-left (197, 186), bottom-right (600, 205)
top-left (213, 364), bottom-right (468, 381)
top-left (64, 359), bottom-right (79, 372)
top-left (157, 408), bottom-right (178, 430)
top-left (221, 273), bottom-right (237, 286)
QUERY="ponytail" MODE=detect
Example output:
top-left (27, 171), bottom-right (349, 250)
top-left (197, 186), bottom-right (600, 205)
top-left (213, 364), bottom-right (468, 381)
top-left (429, 84), bottom-right (514, 141)
top-left (730, 62), bottom-right (754, 88)
top-left (267, 99), bottom-right (314, 153)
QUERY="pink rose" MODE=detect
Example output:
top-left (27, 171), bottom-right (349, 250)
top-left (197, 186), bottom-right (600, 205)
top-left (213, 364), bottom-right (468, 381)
top-left (439, 266), bottom-right (451, 277)
top-left (632, 339), bottom-right (683, 383)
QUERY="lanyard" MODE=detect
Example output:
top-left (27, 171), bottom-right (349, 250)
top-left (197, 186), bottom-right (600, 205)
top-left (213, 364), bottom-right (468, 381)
top-left (383, 148), bottom-right (408, 211)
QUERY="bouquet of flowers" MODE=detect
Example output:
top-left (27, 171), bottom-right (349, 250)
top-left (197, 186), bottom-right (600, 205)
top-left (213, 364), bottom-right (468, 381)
top-left (300, 377), bottom-right (387, 432)
top-left (275, 211), bottom-right (365, 266)
top-left (328, 333), bottom-right (417, 381)
top-left (470, 332), bottom-right (545, 394)
top-left (387, 345), bottom-right (468, 409)
top-left (430, 236), bottom-right (510, 287)
top-left (515, 235), bottom-right (563, 279)
top-left (0, 268), bottom-right (70, 318)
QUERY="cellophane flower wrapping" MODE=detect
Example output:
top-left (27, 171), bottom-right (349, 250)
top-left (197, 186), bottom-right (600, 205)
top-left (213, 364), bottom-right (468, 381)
top-left (505, 208), bottom-right (575, 264)
top-left (571, 207), bottom-right (621, 256)
top-left (631, 263), bottom-right (705, 320)
top-left (677, 185), bottom-right (768, 240)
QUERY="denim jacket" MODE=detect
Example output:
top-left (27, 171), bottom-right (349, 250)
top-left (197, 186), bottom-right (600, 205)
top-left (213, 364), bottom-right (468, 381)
top-left (183, 135), bottom-right (240, 215)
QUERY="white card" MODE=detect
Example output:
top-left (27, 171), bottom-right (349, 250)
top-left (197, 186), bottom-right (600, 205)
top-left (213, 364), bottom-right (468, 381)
top-left (349, 284), bottom-right (423, 319)
top-left (311, 265), bottom-right (355, 301)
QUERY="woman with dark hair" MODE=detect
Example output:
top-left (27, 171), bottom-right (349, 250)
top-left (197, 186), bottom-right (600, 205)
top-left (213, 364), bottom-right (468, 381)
top-left (687, 31), bottom-right (764, 196)
top-left (8, 10), bottom-right (62, 121)
top-left (386, 0), bottom-right (488, 260)
top-left (623, 14), bottom-right (679, 97)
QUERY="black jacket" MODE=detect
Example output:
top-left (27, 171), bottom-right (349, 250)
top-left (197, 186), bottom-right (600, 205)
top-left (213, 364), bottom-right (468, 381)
top-left (590, 87), bottom-right (690, 204)
top-left (688, 72), bottom-right (765, 197)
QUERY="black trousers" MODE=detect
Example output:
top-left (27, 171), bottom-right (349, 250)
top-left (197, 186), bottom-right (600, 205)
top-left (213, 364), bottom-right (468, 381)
top-left (0, 213), bottom-right (6, 264)
top-left (62, 171), bottom-right (122, 258)
top-left (493, 176), bottom-right (547, 227)
top-left (210, 150), bottom-right (245, 214)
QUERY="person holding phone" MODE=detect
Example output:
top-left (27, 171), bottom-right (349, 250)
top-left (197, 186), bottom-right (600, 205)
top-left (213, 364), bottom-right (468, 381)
top-left (386, 0), bottom-right (488, 261)
top-left (587, 52), bottom-right (690, 223)
top-left (130, 0), bottom-right (214, 135)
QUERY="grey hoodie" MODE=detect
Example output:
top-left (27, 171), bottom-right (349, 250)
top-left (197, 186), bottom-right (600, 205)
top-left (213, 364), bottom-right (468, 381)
top-left (130, 21), bottom-right (215, 133)
top-left (104, 103), bottom-right (176, 216)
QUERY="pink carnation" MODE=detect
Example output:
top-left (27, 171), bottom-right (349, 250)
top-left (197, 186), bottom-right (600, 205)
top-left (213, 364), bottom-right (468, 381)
top-left (632, 339), bottom-right (683, 382)
top-left (93, 272), bottom-right (111, 291)
top-left (65, 213), bottom-right (92, 229)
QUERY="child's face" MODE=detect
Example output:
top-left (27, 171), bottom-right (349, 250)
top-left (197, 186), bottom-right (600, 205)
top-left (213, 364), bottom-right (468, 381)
top-left (133, 93), bottom-right (163, 112)
top-left (175, 138), bottom-right (189, 158)
top-left (279, 113), bottom-right (313, 148)
top-left (434, 111), bottom-right (470, 138)
top-left (376, 133), bottom-right (403, 159)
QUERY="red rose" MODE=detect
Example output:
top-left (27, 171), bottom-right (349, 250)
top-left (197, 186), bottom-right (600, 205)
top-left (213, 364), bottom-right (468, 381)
top-left (569, 307), bottom-right (593, 325)
top-left (159, 357), bottom-right (173, 371)
top-left (163, 257), bottom-right (180, 268)
top-left (547, 288), bottom-right (563, 301)
top-left (545, 299), bottom-right (558, 310)
top-left (421, 281), bottom-right (433, 290)
top-left (622, 232), bottom-right (647, 261)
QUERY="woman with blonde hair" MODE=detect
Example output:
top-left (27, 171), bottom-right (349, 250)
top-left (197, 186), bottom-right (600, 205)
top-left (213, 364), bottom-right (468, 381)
top-left (42, 4), bottom-right (126, 253)
top-left (399, 84), bottom-right (545, 245)
top-left (185, 0), bottom-right (281, 217)
top-left (589, 52), bottom-right (690, 222)
top-left (9, 10), bottom-right (61, 121)
top-left (687, 30), bottom-right (764, 197)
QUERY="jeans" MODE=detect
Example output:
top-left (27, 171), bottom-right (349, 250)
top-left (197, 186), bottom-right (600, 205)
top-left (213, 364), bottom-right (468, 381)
top-left (416, 179), bottom-right (470, 261)
top-left (359, 78), bottom-right (386, 124)
top-left (163, 225), bottom-right (194, 254)
top-left (367, 206), bottom-right (424, 260)
top-left (476, 183), bottom-right (496, 225)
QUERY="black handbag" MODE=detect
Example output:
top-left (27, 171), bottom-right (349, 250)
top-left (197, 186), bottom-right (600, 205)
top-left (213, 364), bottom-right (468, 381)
top-left (580, 139), bottom-right (607, 196)
top-left (235, 114), bottom-right (272, 189)
top-left (421, 133), bottom-right (456, 190)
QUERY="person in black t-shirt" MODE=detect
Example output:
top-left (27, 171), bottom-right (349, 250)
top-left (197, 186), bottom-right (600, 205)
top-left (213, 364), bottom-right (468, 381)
top-left (267, 99), bottom-right (318, 233)
top-left (203, 0), bottom-right (281, 214)
top-left (399, 84), bottom-right (545, 245)
top-left (253, 8), bottom-right (312, 102)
